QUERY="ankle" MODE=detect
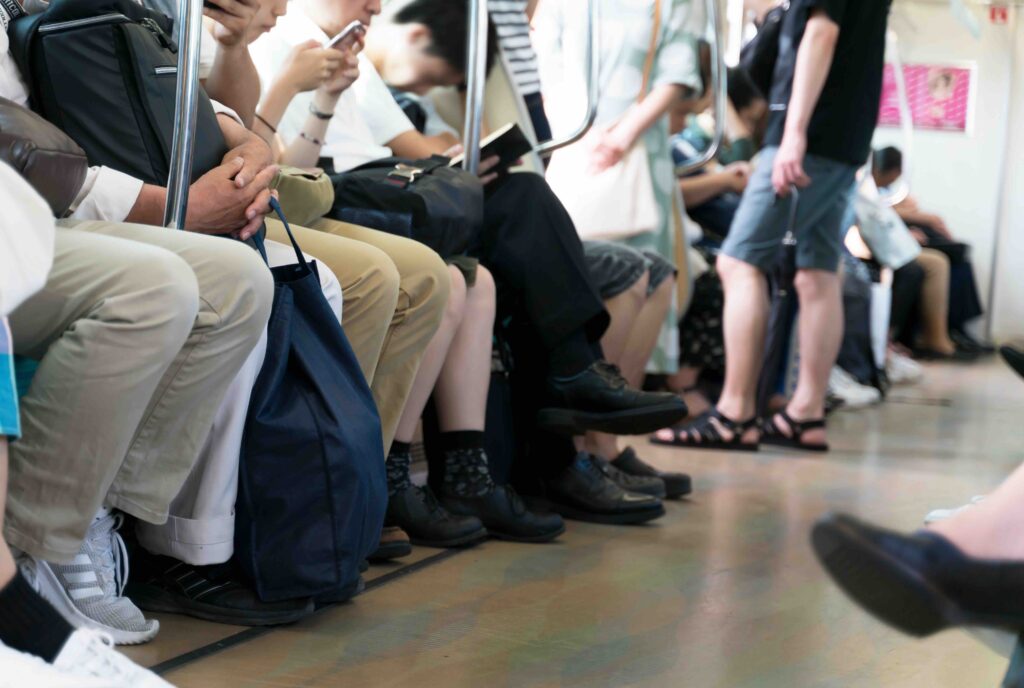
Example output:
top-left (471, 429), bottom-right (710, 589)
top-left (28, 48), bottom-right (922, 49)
top-left (716, 397), bottom-right (755, 422)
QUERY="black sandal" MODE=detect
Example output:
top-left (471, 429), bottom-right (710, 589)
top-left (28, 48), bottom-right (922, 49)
top-left (650, 409), bottom-right (759, 452)
top-left (761, 410), bottom-right (829, 452)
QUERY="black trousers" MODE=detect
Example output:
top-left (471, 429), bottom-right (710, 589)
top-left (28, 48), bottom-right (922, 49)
top-left (890, 259), bottom-right (925, 348)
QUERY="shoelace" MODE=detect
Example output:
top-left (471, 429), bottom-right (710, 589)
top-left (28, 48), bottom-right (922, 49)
top-left (418, 486), bottom-right (451, 519)
top-left (89, 513), bottom-right (130, 597)
top-left (593, 361), bottom-right (627, 390)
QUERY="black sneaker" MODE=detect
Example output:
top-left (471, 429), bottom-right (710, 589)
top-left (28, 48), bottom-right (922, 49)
top-left (593, 454), bottom-right (666, 499)
top-left (387, 485), bottom-right (488, 548)
top-left (543, 453), bottom-right (665, 525)
top-left (125, 554), bottom-right (314, 626)
top-left (440, 485), bottom-right (566, 543)
top-left (539, 362), bottom-right (688, 436)
top-left (610, 447), bottom-right (692, 499)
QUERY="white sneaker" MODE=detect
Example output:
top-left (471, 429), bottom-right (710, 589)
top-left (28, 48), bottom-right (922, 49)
top-left (51, 629), bottom-right (174, 687)
top-left (887, 351), bottom-right (924, 385)
top-left (26, 513), bottom-right (158, 645)
top-left (0, 640), bottom-right (113, 687)
top-left (828, 367), bottom-right (881, 409)
top-left (924, 495), bottom-right (986, 525)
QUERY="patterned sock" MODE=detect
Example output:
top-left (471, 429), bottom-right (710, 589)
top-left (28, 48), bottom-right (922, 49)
top-left (440, 431), bottom-right (496, 498)
top-left (386, 441), bottom-right (413, 497)
top-left (0, 570), bottom-right (74, 662)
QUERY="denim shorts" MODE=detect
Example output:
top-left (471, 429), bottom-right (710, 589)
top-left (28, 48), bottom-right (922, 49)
top-left (584, 241), bottom-right (676, 300)
top-left (0, 318), bottom-right (19, 439)
top-left (721, 147), bottom-right (858, 273)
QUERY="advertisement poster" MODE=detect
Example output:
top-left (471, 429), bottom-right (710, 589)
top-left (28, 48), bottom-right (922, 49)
top-left (878, 63), bottom-right (976, 133)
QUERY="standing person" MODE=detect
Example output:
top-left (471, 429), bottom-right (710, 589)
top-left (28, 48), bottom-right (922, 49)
top-left (664, 0), bottom-right (892, 452)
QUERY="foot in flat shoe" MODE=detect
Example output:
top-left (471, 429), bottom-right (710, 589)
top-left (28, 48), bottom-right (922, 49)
top-left (761, 409), bottom-right (828, 452)
top-left (368, 525), bottom-right (412, 562)
top-left (591, 454), bottom-right (666, 498)
top-left (812, 513), bottom-right (1024, 637)
top-left (650, 409), bottom-right (759, 452)
top-left (540, 362), bottom-right (688, 436)
top-left (387, 485), bottom-right (488, 548)
top-left (440, 485), bottom-right (565, 543)
top-left (542, 453), bottom-right (665, 525)
top-left (611, 447), bottom-right (692, 499)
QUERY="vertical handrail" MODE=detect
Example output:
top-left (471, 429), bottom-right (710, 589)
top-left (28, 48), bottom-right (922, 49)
top-left (163, 0), bottom-right (203, 228)
top-left (882, 30), bottom-right (912, 207)
top-left (674, 0), bottom-right (727, 176)
top-left (534, 0), bottom-right (599, 157)
top-left (462, 0), bottom-right (489, 175)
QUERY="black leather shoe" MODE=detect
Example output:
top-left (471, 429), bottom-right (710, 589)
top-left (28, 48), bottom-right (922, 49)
top-left (593, 454), bottom-right (666, 498)
top-left (812, 513), bottom-right (1024, 637)
top-left (387, 485), bottom-right (488, 548)
top-left (951, 329), bottom-right (995, 355)
top-left (543, 453), bottom-right (665, 525)
top-left (440, 485), bottom-right (566, 543)
top-left (611, 447), bottom-right (692, 499)
top-left (1001, 345), bottom-right (1024, 380)
top-left (539, 362), bottom-right (688, 436)
top-left (913, 346), bottom-right (978, 362)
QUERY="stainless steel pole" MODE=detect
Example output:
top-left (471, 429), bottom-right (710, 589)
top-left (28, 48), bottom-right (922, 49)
top-left (462, 0), bottom-right (489, 175)
top-left (163, 0), bottom-right (204, 228)
top-left (674, 0), bottom-right (727, 176)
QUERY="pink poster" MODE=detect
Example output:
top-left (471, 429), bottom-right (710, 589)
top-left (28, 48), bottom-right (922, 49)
top-left (878, 63), bottom-right (975, 133)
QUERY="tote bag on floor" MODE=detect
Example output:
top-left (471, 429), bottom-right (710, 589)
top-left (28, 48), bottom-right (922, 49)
top-left (236, 199), bottom-right (387, 603)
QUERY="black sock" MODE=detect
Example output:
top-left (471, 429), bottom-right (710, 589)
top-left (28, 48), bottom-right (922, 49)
top-left (439, 431), bottom-right (495, 498)
top-left (386, 442), bottom-right (413, 497)
top-left (0, 571), bottom-right (74, 662)
top-left (549, 330), bottom-right (598, 378)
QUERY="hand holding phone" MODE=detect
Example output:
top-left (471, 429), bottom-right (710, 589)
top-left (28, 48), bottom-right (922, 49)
top-left (325, 20), bottom-right (366, 52)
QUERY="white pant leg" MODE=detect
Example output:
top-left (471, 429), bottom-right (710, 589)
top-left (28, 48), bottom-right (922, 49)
top-left (135, 240), bottom-right (342, 565)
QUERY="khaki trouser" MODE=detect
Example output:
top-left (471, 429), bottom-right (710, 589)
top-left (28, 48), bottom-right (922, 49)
top-left (265, 218), bottom-right (449, 451)
top-left (916, 248), bottom-right (956, 351)
top-left (5, 221), bottom-right (272, 562)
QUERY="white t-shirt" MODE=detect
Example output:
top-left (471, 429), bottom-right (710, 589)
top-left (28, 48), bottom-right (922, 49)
top-left (249, 10), bottom-right (416, 173)
top-left (0, 161), bottom-right (54, 317)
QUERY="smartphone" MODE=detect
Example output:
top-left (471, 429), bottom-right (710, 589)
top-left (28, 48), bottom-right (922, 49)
top-left (324, 20), bottom-right (366, 50)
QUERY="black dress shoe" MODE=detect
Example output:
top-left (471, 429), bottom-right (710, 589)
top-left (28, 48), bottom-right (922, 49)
top-left (1000, 345), bottom-right (1024, 380)
top-left (440, 485), bottom-right (566, 543)
top-left (543, 453), bottom-right (665, 525)
top-left (539, 362), bottom-right (688, 436)
top-left (368, 525), bottom-right (413, 562)
top-left (913, 346), bottom-right (978, 362)
top-left (387, 485), bottom-right (488, 548)
top-left (125, 554), bottom-right (314, 626)
top-left (951, 329), bottom-right (995, 355)
top-left (812, 513), bottom-right (1024, 637)
top-left (611, 447), bottom-right (692, 499)
top-left (592, 454), bottom-right (666, 498)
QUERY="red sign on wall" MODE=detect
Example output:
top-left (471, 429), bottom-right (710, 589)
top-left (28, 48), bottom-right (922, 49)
top-left (991, 5), bottom-right (1009, 24)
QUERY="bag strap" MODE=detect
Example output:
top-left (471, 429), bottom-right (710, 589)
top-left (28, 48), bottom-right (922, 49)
top-left (638, 0), bottom-right (663, 103)
top-left (268, 196), bottom-right (309, 269)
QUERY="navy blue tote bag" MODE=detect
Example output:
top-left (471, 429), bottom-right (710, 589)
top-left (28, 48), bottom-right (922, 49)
top-left (236, 199), bottom-right (387, 603)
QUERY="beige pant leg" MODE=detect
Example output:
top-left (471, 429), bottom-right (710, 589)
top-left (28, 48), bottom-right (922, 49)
top-left (6, 228), bottom-right (201, 561)
top-left (916, 248), bottom-right (955, 351)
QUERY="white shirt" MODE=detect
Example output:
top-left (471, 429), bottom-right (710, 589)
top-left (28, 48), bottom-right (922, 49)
top-left (0, 161), bottom-right (54, 316)
top-left (250, 9), bottom-right (415, 173)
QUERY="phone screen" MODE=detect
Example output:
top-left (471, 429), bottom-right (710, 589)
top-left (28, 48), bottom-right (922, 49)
top-left (325, 21), bottom-right (366, 50)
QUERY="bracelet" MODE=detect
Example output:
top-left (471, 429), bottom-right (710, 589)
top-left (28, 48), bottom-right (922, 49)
top-left (253, 112), bottom-right (276, 134)
top-left (299, 131), bottom-right (324, 146)
top-left (309, 102), bottom-right (334, 120)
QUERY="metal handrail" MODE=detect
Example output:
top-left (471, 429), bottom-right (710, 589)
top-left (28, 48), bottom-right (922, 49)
top-left (674, 0), bottom-right (727, 176)
top-left (462, 0), bottom-right (489, 175)
top-left (534, 0), bottom-right (599, 158)
top-left (880, 30), bottom-right (912, 207)
top-left (163, 0), bottom-right (203, 228)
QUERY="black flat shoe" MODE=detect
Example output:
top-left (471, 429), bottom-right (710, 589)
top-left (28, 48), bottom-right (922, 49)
top-left (951, 329), bottom-right (995, 355)
top-left (387, 485), bottom-right (488, 548)
top-left (611, 447), bottom-right (692, 499)
top-left (539, 362), bottom-right (688, 436)
top-left (440, 485), bottom-right (566, 543)
top-left (913, 347), bottom-right (978, 362)
top-left (812, 513), bottom-right (1024, 637)
top-left (542, 453), bottom-right (665, 525)
top-left (592, 454), bottom-right (666, 499)
top-left (1000, 345), bottom-right (1024, 380)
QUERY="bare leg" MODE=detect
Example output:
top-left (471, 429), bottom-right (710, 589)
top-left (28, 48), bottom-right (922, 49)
top-left (929, 461), bottom-right (1024, 560)
top-left (666, 366), bottom-right (711, 417)
top-left (393, 266), bottom-right (467, 444)
top-left (433, 267), bottom-right (496, 432)
top-left (620, 276), bottom-right (674, 388)
top-left (0, 438), bottom-right (13, 587)
top-left (916, 249), bottom-right (956, 354)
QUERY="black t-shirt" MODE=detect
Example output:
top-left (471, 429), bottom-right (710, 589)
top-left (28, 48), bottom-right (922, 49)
top-left (764, 0), bottom-right (892, 166)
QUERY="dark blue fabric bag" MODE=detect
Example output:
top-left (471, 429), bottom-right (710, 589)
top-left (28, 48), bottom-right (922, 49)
top-left (236, 199), bottom-right (386, 603)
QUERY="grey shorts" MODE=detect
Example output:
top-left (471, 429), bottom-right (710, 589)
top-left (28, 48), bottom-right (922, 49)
top-left (721, 147), bottom-right (858, 273)
top-left (584, 241), bottom-right (676, 299)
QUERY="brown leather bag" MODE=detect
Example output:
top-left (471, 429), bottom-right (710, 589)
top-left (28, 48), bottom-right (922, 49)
top-left (0, 96), bottom-right (88, 216)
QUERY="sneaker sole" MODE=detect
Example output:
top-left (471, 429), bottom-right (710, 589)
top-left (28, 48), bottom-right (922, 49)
top-left (546, 501), bottom-right (666, 526)
top-left (33, 562), bottom-right (160, 646)
top-left (127, 584), bottom-right (314, 627)
top-left (537, 403), bottom-right (688, 437)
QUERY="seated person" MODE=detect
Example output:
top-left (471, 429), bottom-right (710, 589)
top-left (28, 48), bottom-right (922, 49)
top-left (873, 146), bottom-right (990, 354)
top-left (249, 0), bottom-right (688, 524)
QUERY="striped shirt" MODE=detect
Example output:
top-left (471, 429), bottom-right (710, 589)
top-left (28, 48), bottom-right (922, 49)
top-left (488, 0), bottom-right (542, 96)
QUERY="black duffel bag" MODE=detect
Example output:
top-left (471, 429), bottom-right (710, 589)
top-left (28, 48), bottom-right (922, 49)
top-left (327, 155), bottom-right (483, 258)
top-left (9, 0), bottom-right (228, 186)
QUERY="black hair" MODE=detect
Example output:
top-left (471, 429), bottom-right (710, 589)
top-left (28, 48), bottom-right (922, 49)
top-left (727, 66), bottom-right (764, 111)
top-left (874, 146), bottom-right (903, 174)
top-left (393, 0), bottom-right (499, 80)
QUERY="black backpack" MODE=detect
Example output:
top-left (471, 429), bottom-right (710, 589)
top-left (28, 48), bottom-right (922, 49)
top-left (9, 0), bottom-right (227, 186)
top-left (739, 2), bottom-right (789, 98)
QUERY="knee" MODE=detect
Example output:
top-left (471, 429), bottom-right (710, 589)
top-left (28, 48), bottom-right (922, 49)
top-left (401, 244), bottom-right (451, 328)
top-left (653, 272), bottom-right (675, 303)
top-left (794, 270), bottom-right (838, 302)
top-left (445, 266), bottom-right (468, 322)
top-left (629, 271), bottom-right (651, 304)
top-left (358, 248), bottom-right (402, 316)
top-left (468, 265), bottom-right (497, 315)
top-left (137, 251), bottom-right (202, 345)
top-left (716, 254), bottom-right (758, 285)
top-left (212, 242), bottom-right (275, 340)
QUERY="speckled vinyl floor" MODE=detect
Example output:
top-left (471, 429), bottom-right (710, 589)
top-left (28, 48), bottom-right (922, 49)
top-left (126, 360), bottom-right (1024, 687)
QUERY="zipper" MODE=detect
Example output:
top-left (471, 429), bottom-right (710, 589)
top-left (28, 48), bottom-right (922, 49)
top-left (154, 66), bottom-right (177, 76)
top-left (39, 12), bottom-right (129, 33)
top-left (140, 17), bottom-right (176, 52)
